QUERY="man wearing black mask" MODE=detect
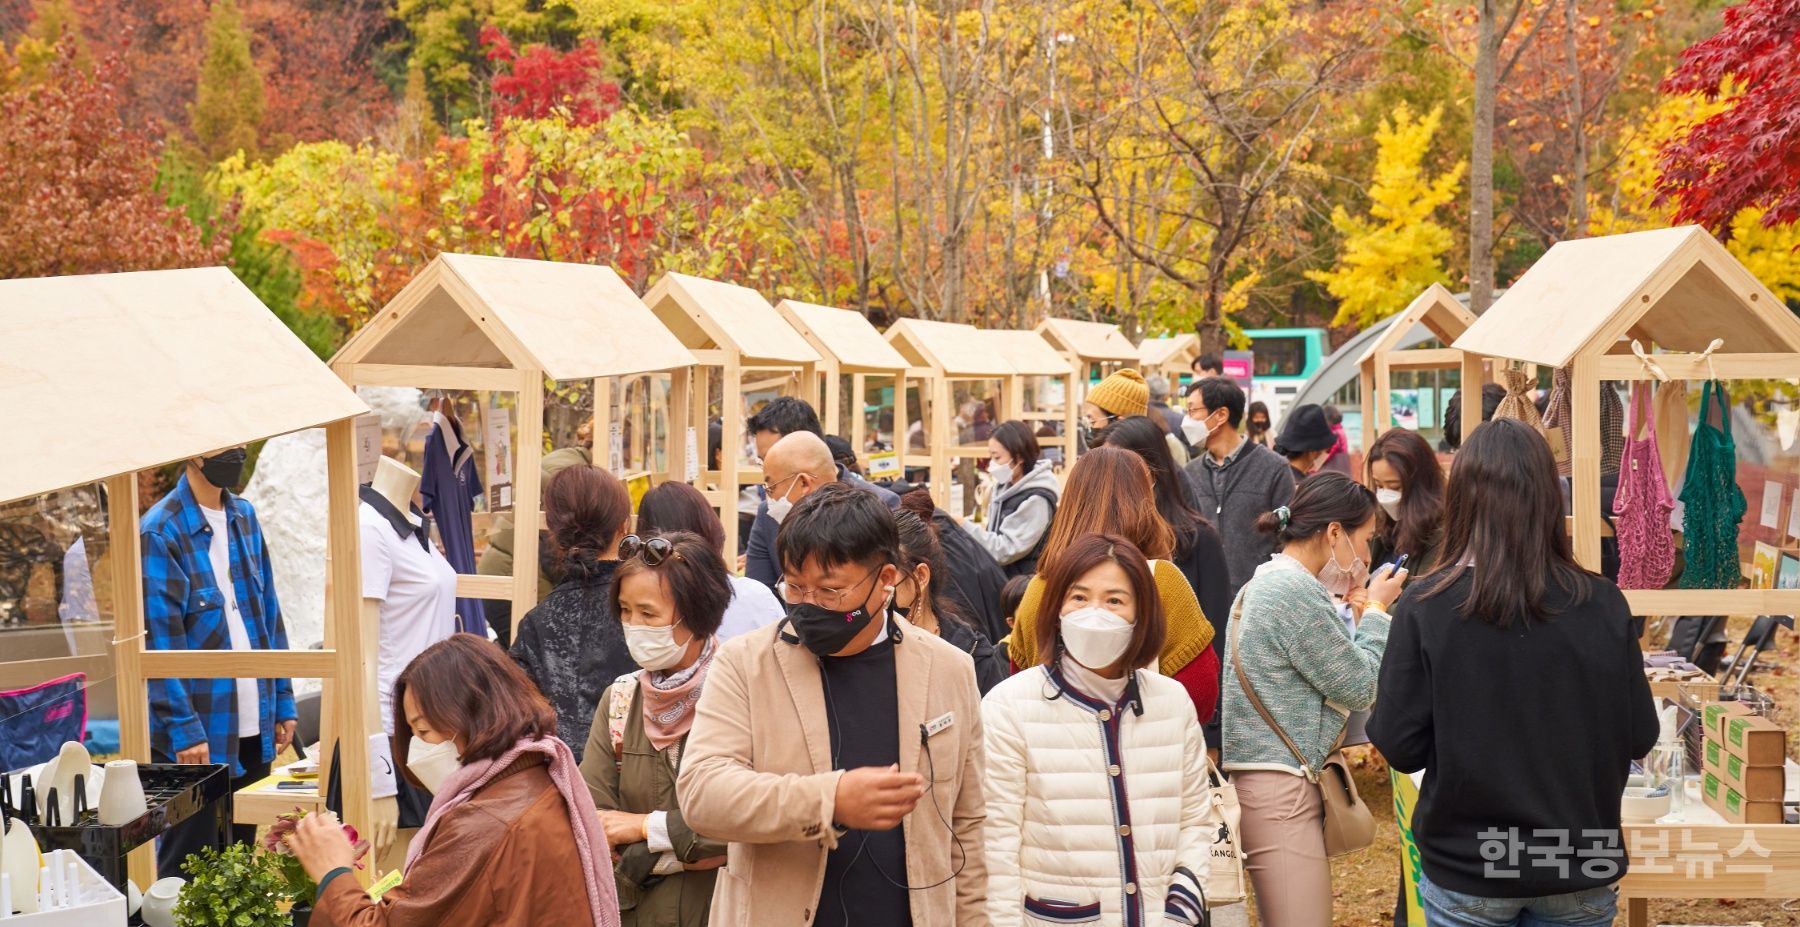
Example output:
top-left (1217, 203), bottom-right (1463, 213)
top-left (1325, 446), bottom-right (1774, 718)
top-left (678, 483), bottom-right (990, 927)
top-left (142, 446), bottom-right (299, 875)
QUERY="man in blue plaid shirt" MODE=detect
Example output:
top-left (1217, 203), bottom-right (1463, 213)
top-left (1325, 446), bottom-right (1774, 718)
top-left (142, 447), bottom-right (298, 875)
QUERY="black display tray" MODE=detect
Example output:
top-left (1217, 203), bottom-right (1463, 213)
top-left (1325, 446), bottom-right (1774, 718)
top-left (11, 763), bottom-right (232, 892)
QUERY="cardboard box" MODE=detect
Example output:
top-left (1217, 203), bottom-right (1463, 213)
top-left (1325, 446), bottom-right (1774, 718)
top-left (1701, 769), bottom-right (1726, 814)
top-left (1722, 715), bottom-right (1787, 767)
top-left (1703, 701), bottom-right (1754, 741)
top-left (1702, 736), bottom-right (1727, 774)
top-left (1722, 752), bottom-right (1785, 801)
top-left (1720, 783), bottom-right (1784, 824)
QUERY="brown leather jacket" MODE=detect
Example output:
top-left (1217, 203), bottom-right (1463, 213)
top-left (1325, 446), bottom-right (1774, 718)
top-left (315, 756), bottom-right (594, 927)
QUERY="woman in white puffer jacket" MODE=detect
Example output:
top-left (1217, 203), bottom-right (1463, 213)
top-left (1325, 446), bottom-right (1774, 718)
top-left (982, 532), bottom-right (1212, 927)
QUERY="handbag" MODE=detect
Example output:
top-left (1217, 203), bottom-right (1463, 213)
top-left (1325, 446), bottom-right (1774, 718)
top-left (1614, 381), bottom-right (1676, 589)
top-left (1198, 754), bottom-right (1247, 906)
top-left (1229, 600), bottom-right (1376, 857)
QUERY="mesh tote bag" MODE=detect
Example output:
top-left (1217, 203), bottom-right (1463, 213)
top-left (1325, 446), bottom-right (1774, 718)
top-left (1614, 381), bottom-right (1676, 589)
top-left (1678, 380), bottom-right (1747, 589)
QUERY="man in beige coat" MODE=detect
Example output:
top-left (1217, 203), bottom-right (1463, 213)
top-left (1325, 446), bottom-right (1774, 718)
top-left (678, 482), bottom-right (989, 927)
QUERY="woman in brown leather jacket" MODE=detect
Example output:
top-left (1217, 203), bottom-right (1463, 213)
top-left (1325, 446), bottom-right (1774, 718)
top-left (285, 635), bottom-right (621, 926)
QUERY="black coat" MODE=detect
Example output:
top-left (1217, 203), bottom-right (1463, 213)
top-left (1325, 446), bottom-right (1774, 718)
top-left (509, 560), bottom-right (634, 763)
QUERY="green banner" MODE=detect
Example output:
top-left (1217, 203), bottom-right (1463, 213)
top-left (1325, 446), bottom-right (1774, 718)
top-left (1391, 768), bottom-right (1426, 925)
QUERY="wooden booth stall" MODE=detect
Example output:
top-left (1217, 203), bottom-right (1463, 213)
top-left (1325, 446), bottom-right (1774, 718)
top-left (1354, 282), bottom-right (1483, 451)
top-left (1037, 317), bottom-right (1141, 401)
top-left (644, 273), bottom-right (820, 557)
top-left (989, 329), bottom-right (1082, 466)
top-left (332, 254), bottom-right (697, 617)
top-left (1451, 225), bottom-right (1800, 927)
top-left (775, 299), bottom-right (914, 477)
top-left (885, 319), bottom-right (1013, 508)
top-left (0, 268), bottom-right (374, 888)
top-left (1138, 333), bottom-right (1201, 387)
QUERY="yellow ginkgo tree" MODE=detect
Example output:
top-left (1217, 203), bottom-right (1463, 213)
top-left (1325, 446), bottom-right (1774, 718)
top-left (1309, 102), bottom-right (1466, 329)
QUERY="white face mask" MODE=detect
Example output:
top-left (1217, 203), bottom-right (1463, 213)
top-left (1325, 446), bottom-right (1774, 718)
top-left (989, 461), bottom-right (1014, 485)
top-left (766, 479), bottom-right (801, 525)
top-left (1180, 413), bottom-right (1212, 447)
top-left (1059, 606), bottom-right (1136, 671)
top-left (407, 736), bottom-right (462, 794)
top-left (625, 621), bottom-right (690, 671)
top-left (1376, 488), bottom-right (1403, 519)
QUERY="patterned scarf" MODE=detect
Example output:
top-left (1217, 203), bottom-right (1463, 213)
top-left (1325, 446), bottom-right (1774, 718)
top-left (640, 636), bottom-right (717, 751)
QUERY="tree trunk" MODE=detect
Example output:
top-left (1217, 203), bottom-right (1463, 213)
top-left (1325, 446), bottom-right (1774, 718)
top-left (1563, 0), bottom-right (1589, 240)
top-left (1470, 1), bottom-right (1500, 315)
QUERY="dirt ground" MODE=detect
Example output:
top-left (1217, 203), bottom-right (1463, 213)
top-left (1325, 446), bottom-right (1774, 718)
top-left (1306, 615), bottom-right (1800, 927)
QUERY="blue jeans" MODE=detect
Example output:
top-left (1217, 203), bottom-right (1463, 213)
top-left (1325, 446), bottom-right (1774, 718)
top-left (1419, 874), bottom-right (1618, 927)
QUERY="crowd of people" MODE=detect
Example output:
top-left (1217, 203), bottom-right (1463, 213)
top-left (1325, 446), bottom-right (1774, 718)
top-left (148, 360), bottom-right (1659, 927)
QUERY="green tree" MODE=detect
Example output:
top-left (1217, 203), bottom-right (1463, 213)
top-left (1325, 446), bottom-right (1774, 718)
top-left (191, 0), bottom-right (265, 162)
top-left (1308, 102), bottom-right (1465, 328)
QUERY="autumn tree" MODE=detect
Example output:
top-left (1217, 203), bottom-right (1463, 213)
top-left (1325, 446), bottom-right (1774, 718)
top-left (396, 0), bottom-right (579, 122)
top-left (0, 45), bottom-right (224, 277)
top-left (1309, 102), bottom-right (1465, 327)
top-left (192, 0), bottom-right (264, 161)
top-left (1655, 0), bottom-right (1800, 234)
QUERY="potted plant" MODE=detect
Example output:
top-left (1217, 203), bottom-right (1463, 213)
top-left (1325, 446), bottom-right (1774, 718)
top-left (264, 808), bottom-right (370, 926)
top-left (175, 843), bottom-right (287, 927)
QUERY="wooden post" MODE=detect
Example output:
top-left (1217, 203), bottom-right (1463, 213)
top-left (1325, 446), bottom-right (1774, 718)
top-left (722, 357), bottom-right (743, 558)
top-left (1358, 364), bottom-right (1377, 451)
top-left (1373, 355), bottom-right (1393, 444)
top-left (1460, 353), bottom-right (1486, 446)
top-left (823, 363), bottom-right (841, 437)
top-left (850, 373), bottom-right (867, 462)
top-left (323, 418), bottom-right (373, 876)
top-left (592, 376), bottom-right (613, 471)
top-left (1571, 356), bottom-right (1604, 571)
top-left (105, 472), bottom-right (153, 887)
top-left (932, 377), bottom-right (953, 505)
top-left (892, 372), bottom-right (907, 471)
top-left (513, 372), bottom-right (544, 611)
top-left (668, 367), bottom-right (692, 490)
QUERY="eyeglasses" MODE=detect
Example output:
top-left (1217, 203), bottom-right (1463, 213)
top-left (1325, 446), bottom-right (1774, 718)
top-left (618, 535), bottom-right (677, 566)
top-left (777, 569), bottom-right (879, 611)
top-left (763, 472), bottom-right (801, 497)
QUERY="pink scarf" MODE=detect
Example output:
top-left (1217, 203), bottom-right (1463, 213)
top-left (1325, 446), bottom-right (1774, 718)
top-left (406, 736), bottom-right (619, 927)
top-left (640, 637), bottom-right (717, 752)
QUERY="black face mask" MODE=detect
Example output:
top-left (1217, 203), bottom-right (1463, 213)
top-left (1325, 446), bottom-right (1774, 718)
top-left (199, 448), bottom-right (247, 489)
top-left (785, 572), bottom-right (889, 657)
top-left (1083, 422), bottom-right (1113, 451)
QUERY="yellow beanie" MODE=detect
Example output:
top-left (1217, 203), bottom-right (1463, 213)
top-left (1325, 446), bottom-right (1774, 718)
top-left (1088, 368), bottom-right (1149, 418)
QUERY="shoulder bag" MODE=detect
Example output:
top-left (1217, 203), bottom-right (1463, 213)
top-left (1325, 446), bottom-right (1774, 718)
top-left (1229, 596), bottom-right (1376, 857)
top-left (1198, 753), bottom-right (1247, 906)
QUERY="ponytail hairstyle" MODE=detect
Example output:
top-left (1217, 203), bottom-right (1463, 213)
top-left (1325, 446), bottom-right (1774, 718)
top-left (544, 465), bottom-right (631, 573)
top-left (1255, 471), bottom-right (1378, 544)
top-left (894, 490), bottom-right (974, 632)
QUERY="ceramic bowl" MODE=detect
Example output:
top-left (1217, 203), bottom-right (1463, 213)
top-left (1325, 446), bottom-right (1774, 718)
top-left (141, 876), bottom-right (186, 927)
top-left (1621, 785), bottom-right (1672, 823)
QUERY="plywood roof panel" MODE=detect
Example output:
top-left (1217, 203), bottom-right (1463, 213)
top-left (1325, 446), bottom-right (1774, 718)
top-left (1138, 334), bottom-right (1198, 368)
top-left (1452, 226), bottom-right (1800, 367)
top-left (989, 330), bottom-right (1073, 376)
top-left (646, 273), bottom-right (819, 365)
top-left (1037, 318), bottom-right (1139, 362)
top-left (1, 267), bottom-right (368, 502)
top-left (885, 318), bottom-right (1015, 377)
top-left (1354, 283), bottom-right (1475, 368)
top-left (776, 300), bottom-right (909, 373)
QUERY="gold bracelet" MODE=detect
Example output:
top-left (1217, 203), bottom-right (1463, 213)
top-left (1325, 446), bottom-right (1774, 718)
top-left (1365, 599), bottom-right (1388, 615)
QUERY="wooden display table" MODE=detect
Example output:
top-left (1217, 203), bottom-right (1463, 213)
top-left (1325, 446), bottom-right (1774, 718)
top-left (233, 762), bottom-right (324, 826)
top-left (1621, 785), bottom-right (1800, 926)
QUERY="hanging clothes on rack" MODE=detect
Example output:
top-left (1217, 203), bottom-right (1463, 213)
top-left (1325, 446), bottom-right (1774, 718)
top-left (1614, 382), bottom-right (1676, 589)
top-left (420, 406), bottom-right (487, 635)
top-left (1678, 380), bottom-right (1747, 590)
top-left (1542, 367), bottom-right (1627, 477)
top-left (1492, 366), bottom-right (1543, 429)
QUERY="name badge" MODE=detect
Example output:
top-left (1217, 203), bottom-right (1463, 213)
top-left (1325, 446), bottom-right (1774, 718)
top-left (925, 712), bottom-right (955, 738)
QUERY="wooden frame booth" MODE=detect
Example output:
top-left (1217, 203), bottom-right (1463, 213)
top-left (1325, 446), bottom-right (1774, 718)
top-left (0, 267), bottom-right (374, 888)
top-left (331, 254), bottom-right (697, 616)
top-left (644, 273), bottom-right (820, 557)
top-left (1037, 317), bottom-right (1141, 403)
top-left (774, 300), bottom-right (913, 475)
top-left (884, 319), bottom-right (1010, 506)
top-left (1138, 333), bottom-right (1201, 386)
top-left (990, 330), bottom-right (1081, 466)
top-left (1452, 225), bottom-right (1800, 924)
top-left (1354, 283), bottom-right (1482, 451)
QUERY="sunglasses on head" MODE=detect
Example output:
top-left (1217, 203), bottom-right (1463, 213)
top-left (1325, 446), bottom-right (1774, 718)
top-left (618, 534), bottom-right (677, 566)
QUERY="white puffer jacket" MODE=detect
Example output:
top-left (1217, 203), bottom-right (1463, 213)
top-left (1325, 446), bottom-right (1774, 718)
top-left (982, 663), bottom-right (1211, 927)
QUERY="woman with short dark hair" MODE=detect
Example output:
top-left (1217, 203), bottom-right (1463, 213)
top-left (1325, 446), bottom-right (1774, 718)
top-left (636, 481), bottom-right (784, 641)
top-left (1369, 419), bottom-right (1658, 926)
top-left (511, 465), bottom-right (635, 762)
top-left (982, 533), bottom-right (1212, 927)
top-left (581, 531), bottom-right (732, 926)
top-left (1225, 471), bottom-right (1406, 927)
top-left (962, 419), bottom-right (1060, 577)
top-left (286, 634), bottom-right (620, 927)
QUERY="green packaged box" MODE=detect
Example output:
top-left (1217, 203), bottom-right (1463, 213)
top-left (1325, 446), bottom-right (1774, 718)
top-left (1724, 715), bottom-right (1786, 767)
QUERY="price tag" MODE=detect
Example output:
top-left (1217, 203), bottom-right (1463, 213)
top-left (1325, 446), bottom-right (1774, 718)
top-left (368, 869), bottom-right (403, 900)
top-left (353, 413), bottom-right (382, 484)
top-left (867, 450), bottom-right (900, 478)
top-left (686, 426), bottom-right (700, 481)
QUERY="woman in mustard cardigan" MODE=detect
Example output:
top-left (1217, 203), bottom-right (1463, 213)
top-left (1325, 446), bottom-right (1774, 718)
top-left (1006, 447), bottom-right (1218, 724)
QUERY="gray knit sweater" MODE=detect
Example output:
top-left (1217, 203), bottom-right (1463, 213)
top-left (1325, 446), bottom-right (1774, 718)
top-left (1222, 556), bottom-right (1390, 776)
top-left (1183, 437), bottom-right (1295, 598)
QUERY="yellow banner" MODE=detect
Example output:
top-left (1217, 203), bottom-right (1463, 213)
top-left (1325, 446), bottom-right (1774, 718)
top-left (1391, 768), bottom-right (1426, 925)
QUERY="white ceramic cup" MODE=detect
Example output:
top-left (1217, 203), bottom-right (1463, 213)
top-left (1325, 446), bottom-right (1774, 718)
top-left (140, 876), bottom-right (186, 927)
top-left (97, 760), bottom-right (148, 826)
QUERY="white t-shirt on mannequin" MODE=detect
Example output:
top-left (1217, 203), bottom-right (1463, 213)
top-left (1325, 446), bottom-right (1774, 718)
top-left (359, 501), bottom-right (459, 735)
top-left (201, 506), bottom-right (261, 739)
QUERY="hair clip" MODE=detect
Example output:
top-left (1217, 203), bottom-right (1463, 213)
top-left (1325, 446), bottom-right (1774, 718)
top-left (1274, 505), bottom-right (1291, 528)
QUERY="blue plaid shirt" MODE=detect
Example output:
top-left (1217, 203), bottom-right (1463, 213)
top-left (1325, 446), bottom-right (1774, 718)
top-left (142, 473), bottom-right (295, 775)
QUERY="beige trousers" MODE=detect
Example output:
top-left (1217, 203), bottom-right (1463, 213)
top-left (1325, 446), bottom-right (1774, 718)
top-left (1234, 770), bottom-right (1331, 927)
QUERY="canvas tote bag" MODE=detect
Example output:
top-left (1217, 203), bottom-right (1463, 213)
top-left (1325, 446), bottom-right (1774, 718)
top-left (1198, 754), bottom-right (1247, 906)
top-left (1229, 599), bottom-right (1376, 857)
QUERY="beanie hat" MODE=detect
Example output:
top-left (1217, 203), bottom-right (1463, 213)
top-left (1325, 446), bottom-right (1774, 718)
top-left (1274, 403), bottom-right (1335, 455)
top-left (1088, 368), bottom-right (1150, 419)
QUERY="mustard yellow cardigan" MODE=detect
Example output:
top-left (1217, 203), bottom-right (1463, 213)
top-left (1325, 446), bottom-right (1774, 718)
top-left (1005, 560), bottom-right (1214, 674)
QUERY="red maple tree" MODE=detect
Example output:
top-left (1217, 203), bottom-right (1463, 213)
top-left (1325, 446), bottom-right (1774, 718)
top-left (1655, 0), bottom-right (1800, 233)
top-left (480, 24), bottom-right (618, 126)
top-left (0, 44), bottom-right (225, 277)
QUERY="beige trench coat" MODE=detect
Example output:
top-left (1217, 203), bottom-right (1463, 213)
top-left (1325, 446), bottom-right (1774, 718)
top-left (676, 617), bottom-right (990, 927)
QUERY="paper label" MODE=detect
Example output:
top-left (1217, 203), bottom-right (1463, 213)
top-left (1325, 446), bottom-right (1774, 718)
top-left (484, 405), bottom-right (513, 511)
top-left (867, 450), bottom-right (900, 478)
top-left (609, 423), bottom-right (624, 474)
top-left (1788, 492), bottom-right (1800, 540)
top-left (353, 413), bottom-right (383, 485)
top-left (1760, 481), bottom-right (1783, 530)
top-left (685, 426), bottom-right (700, 482)
top-left (368, 869), bottom-right (403, 900)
